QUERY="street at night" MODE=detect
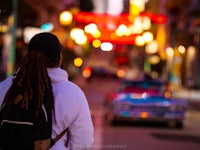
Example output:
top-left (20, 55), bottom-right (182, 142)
top-left (1, 0), bottom-right (200, 150)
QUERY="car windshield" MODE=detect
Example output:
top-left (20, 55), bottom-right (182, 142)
top-left (118, 80), bottom-right (166, 96)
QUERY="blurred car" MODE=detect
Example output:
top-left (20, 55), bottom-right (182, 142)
top-left (83, 67), bottom-right (118, 81)
top-left (105, 79), bottom-right (188, 129)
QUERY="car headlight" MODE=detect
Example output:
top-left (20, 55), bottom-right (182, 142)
top-left (169, 105), bottom-right (185, 112)
top-left (116, 94), bottom-right (127, 100)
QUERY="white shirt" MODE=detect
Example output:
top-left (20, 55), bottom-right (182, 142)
top-left (0, 68), bottom-right (94, 150)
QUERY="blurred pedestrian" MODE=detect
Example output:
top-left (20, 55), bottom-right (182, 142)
top-left (0, 32), bottom-right (94, 149)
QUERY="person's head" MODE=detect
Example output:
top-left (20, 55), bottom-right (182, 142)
top-left (27, 32), bottom-right (63, 67)
top-left (2, 32), bottom-right (62, 112)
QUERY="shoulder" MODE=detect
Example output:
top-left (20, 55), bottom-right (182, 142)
top-left (52, 80), bottom-right (87, 107)
top-left (65, 81), bottom-right (84, 94)
top-left (55, 79), bottom-right (85, 96)
top-left (0, 76), bottom-right (13, 86)
top-left (0, 77), bottom-right (13, 106)
top-left (0, 76), bottom-right (13, 91)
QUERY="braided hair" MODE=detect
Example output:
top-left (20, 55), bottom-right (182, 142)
top-left (2, 50), bottom-right (55, 118)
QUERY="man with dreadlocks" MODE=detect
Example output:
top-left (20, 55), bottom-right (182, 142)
top-left (0, 32), bottom-right (94, 149)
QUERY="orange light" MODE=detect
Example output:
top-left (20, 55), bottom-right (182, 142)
top-left (82, 67), bottom-right (92, 78)
top-left (129, 3), bottom-right (140, 16)
top-left (164, 91), bottom-right (171, 98)
top-left (139, 112), bottom-right (149, 118)
top-left (59, 11), bottom-right (73, 26)
top-left (92, 39), bottom-right (101, 48)
top-left (74, 57), bottom-right (83, 67)
top-left (116, 69), bottom-right (126, 78)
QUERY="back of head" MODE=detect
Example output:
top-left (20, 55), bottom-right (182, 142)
top-left (28, 32), bottom-right (62, 67)
top-left (2, 32), bottom-right (60, 112)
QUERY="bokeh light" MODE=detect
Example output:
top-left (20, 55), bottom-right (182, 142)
top-left (59, 11), bottom-right (73, 26)
top-left (74, 57), bottom-right (83, 67)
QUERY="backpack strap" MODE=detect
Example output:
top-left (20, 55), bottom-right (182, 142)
top-left (50, 128), bottom-right (69, 148)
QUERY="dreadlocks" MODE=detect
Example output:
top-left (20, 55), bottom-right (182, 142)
top-left (2, 51), bottom-right (55, 117)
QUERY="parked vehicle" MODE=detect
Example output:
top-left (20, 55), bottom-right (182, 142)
top-left (105, 79), bottom-right (188, 129)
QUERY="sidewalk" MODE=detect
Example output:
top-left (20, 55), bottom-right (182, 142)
top-left (173, 88), bottom-right (200, 101)
top-left (173, 89), bottom-right (200, 110)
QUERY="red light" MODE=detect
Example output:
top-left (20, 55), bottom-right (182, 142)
top-left (73, 12), bottom-right (167, 44)
top-left (115, 56), bottom-right (129, 65)
top-left (140, 12), bottom-right (167, 24)
top-left (82, 67), bottom-right (92, 78)
top-left (155, 15), bottom-right (167, 24)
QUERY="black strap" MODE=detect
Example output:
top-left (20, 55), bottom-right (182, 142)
top-left (50, 128), bottom-right (69, 147)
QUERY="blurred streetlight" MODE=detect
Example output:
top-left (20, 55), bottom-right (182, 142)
top-left (145, 40), bottom-right (158, 54)
top-left (115, 24), bottom-right (131, 37)
top-left (74, 57), bottom-right (83, 67)
top-left (177, 45), bottom-right (186, 54)
top-left (92, 39), bottom-right (101, 48)
top-left (59, 11), bottom-right (73, 26)
top-left (70, 28), bottom-right (87, 45)
top-left (84, 23), bottom-right (101, 38)
top-left (143, 31), bottom-right (153, 43)
top-left (135, 35), bottom-right (145, 46)
top-left (148, 55), bottom-right (160, 65)
top-left (100, 42), bottom-right (113, 51)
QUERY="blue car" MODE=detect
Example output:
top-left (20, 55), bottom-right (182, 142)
top-left (106, 80), bottom-right (188, 128)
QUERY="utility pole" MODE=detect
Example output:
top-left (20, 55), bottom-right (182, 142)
top-left (7, 0), bottom-right (17, 76)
